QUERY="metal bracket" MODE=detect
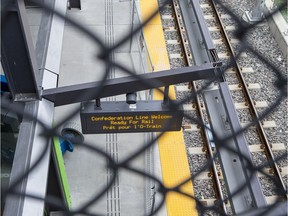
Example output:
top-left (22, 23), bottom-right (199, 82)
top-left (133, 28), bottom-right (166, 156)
top-left (242, 0), bottom-right (265, 23)
top-left (162, 86), bottom-right (170, 106)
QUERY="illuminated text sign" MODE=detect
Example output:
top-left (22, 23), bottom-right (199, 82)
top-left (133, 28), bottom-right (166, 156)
top-left (80, 101), bottom-right (183, 133)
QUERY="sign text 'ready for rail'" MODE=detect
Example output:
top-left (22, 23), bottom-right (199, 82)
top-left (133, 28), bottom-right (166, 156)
top-left (88, 114), bottom-right (173, 131)
top-left (80, 101), bottom-right (183, 134)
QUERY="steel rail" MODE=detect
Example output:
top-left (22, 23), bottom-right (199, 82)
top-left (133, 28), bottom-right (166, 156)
top-left (172, 0), bottom-right (227, 214)
top-left (209, 0), bottom-right (287, 199)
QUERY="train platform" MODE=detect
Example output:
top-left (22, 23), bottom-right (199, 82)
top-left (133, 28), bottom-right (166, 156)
top-left (53, 1), bottom-right (148, 215)
top-left (140, 0), bottom-right (197, 215)
top-left (52, 0), bottom-right (196, 215)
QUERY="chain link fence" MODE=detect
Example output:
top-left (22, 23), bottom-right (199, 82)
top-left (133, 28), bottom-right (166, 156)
top-left (1, 0), bottom-right (287, 215)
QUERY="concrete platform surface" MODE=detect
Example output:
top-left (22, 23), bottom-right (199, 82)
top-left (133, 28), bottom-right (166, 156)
top-left (54, 0), bottom-right (151, 215)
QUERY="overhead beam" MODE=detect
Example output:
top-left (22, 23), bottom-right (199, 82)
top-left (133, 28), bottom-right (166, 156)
top-left (42, 63), bottom-right (216, 107)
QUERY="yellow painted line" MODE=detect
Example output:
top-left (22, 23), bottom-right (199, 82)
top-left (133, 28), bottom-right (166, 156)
top-left (140, 1), bottom-right (197, 215)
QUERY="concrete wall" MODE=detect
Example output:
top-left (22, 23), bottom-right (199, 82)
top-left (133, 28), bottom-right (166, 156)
top-left (265, 0), bottom-right (288, 59)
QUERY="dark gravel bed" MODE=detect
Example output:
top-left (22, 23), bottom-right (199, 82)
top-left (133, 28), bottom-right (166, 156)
top-left (210, 31), bottom-right (223, 40)
top-left (184, 131), bottom-right (205, 148)
top-left (169, 58), bottom-right (186, 68)
top-left (244, 128), bottom-right (262, 145)
top-left (236, 108), bottom-right (253, 122)
top-left (231, 43), bottom-right (241, 54)
top-left (159, 6), bottom-right (172, 15)
top-left (167, 44), bottom-right (182, 53)
top-left (230, 90), bottom-right (246, 103)
top-left (248, 89), bottom-right (267, 102)
top-left (264, 129), bottom-right (287, 147)
top-left (251, 152), bottom-right (268, 167)
top-left (193, 179), bottom-right (217, 199)
top-left (201, 7), bottom-right (214, 16)
top-left (188, 154), bottom-right (209, 175)
top-left (161, 19), bottom-right (175, 28)
top-left (259, 176), bottom-right (280, 196)
top-left (176, 90), bottom-right (195, 104)
top-left (272, 150), bottom-right (288, 168)
top-left (215, 0), bottom-right (253, 18)
top-left (215, 43), bottom-right (229, 54)
top-left (221, 17), bottom-right (237, 27)
top-left (164, 31), bottom-right (178, 40)
top-left (205, 18), bottom-right (219, 28)
top-left (224, 72), bottom-right (240, 84)
top-left (256, 100), bottom-right (288, 137)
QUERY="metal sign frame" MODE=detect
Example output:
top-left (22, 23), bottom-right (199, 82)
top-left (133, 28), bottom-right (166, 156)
top-left (80, 101), bottom-right (184, 134)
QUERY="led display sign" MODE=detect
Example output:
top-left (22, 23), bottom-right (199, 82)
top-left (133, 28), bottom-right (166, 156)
top-left (80, 101), bottom-right (183, 133)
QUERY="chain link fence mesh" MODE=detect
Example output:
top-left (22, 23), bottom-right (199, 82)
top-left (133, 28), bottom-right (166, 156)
top-left (1, 0), bottom-right (287, 215)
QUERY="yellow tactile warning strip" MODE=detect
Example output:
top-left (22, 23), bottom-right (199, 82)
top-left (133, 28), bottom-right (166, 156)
top-left (140, 0), bottom-right (197, 215)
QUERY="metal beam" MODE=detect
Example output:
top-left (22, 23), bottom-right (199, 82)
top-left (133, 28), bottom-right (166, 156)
top-left (3, 0), bottom-right (67, 215)
top-left (238, 201), bottom-right (287, 216)
top-left (179, 0), bottom-right (226, 81)
top-left (42, 63), bottom-right (216, 106)
top-left (189, 0), bottom-right (215, 50)
top-left (203, 82), bottom-right (266, 214)
top-left (1, 0), bottom-right (41, 101)
top-left (218, 82), bottom-right (267, 209)
top-left (178, 0), bottom-right (211, 65)
top-left (3, 100), bottom-right (40, 216)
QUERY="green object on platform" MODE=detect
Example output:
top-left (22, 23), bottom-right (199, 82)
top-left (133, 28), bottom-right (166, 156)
top-left (53, 136), bottom-right (72, 209)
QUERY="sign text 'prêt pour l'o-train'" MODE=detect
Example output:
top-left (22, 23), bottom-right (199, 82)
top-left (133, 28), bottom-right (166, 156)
top-left (80, 101), bottom-right (183, 134)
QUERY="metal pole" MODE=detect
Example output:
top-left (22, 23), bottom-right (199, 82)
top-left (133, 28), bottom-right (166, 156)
top-left (163, 86), bottom-right (170, 105)
top-left (3, 0), bottom-right (67, 215)
top-left (251, 0), bottom-right (265, 19)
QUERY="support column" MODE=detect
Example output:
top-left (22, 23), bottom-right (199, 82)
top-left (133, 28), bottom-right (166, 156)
top-left (3, 0), bottom-right (67, 215)
top-left (242, 0), bottom-right (265, 23)
top-left (1, 0), bottom-right (41, 101)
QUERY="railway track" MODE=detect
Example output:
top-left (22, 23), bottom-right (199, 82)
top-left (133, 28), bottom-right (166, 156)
top-left (159, 0), bottom-right (287, 215)
top-left (203, 0), bottom-right (287, 199)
